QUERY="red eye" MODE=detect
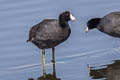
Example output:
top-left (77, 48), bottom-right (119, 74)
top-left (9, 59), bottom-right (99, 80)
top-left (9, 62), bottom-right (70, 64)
top-left (66, 13), bottom-right (69, 16)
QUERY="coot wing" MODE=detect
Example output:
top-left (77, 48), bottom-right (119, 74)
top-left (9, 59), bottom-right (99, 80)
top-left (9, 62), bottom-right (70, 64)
top-left (34, 19), bottom-right (70, 42)
top-left (98, 11), bottom-right (120, 37)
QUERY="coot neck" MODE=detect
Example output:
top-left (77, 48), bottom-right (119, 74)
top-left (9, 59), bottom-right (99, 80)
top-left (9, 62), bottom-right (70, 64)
top-left (59, 19), bottom-right (68, 28)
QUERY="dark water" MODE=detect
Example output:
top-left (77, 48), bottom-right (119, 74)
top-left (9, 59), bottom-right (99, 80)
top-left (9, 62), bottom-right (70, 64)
top-left (1, 0), bottom-right (120, 80)
top-left (90, 60), bottom-right (120, 80)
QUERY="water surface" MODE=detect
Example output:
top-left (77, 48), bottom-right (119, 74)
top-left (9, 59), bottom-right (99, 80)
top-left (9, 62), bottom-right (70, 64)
top-left (0, 0), bottom-right (120, 80)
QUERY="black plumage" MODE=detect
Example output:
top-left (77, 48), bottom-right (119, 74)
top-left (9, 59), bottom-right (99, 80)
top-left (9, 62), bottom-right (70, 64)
top-left (86, 11), bottom-right (120, 38)
top-left (28, 19), bottom-right (71, 49)
top-left (27, 11), bottom-right (76, 76)
top-left (27, 11), bottom-right (76, 48)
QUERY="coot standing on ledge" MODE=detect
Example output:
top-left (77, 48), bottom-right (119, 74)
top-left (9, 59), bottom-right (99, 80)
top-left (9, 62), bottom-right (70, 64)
top-left (85, 11), bottom-right (120, 38)
top-left (27, 11), bottom-right (76, 76)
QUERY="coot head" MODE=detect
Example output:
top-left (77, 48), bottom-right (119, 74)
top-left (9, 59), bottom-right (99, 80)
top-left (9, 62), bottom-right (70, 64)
top-left (85, 18), bottom-right (101, 33)
top-left (59, 11), bottom-right (76, 21)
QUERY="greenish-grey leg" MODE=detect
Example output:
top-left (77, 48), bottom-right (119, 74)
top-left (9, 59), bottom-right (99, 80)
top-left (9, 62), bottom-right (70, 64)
top-left (42, 49), bottom-right (46, 77)
top-left (53, 59), bottom-right (56, 77)
top-left (52, 48), bottom-right (56, 77)
top-left (52, 48), bottom-right (55, 63)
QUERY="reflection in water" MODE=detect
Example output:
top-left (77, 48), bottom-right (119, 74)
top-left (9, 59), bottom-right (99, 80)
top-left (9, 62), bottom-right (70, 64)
top-left (28, 61), bottom-right (60, 80)
top-left (89, 60), bottom-right (120, 80)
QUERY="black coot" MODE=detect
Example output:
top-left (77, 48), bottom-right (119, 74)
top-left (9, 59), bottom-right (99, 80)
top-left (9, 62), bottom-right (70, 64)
top-left (86, 11), bottom-right (120, 38)
top-left (27, 11), bottom-right (76, 76)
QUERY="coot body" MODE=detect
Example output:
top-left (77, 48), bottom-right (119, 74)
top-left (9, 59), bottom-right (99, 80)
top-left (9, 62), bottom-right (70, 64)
top-left (86, 11), bottom-right (120, 38)
top-left (27, 11), bottom-right (76, 76)
top-left (27, 11), bottom-right (76, 49)
top-left (28, 19), bottom-right (71, 49)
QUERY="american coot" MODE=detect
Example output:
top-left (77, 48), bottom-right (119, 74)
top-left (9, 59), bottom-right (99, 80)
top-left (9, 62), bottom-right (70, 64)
top-left (85, 11), bottom-right (120, 38)
top-left (27, 11), bottom-right (76, 76)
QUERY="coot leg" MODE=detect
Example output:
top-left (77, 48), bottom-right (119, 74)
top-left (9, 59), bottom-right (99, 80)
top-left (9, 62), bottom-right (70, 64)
top-left (52, 48), bottom-right (56, 76)
top-left (52, 48), bottom-right (55, 63)
top-left (52, 58), bottom-right (56, 77)
top-left (42, 49), bottom-right (46, 77)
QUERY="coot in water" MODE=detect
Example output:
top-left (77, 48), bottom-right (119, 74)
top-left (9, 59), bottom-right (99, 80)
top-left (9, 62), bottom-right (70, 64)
top-left (85, 11), bottom-right (120, 38)
top-left (27, 11), bottom-right (76, 75)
